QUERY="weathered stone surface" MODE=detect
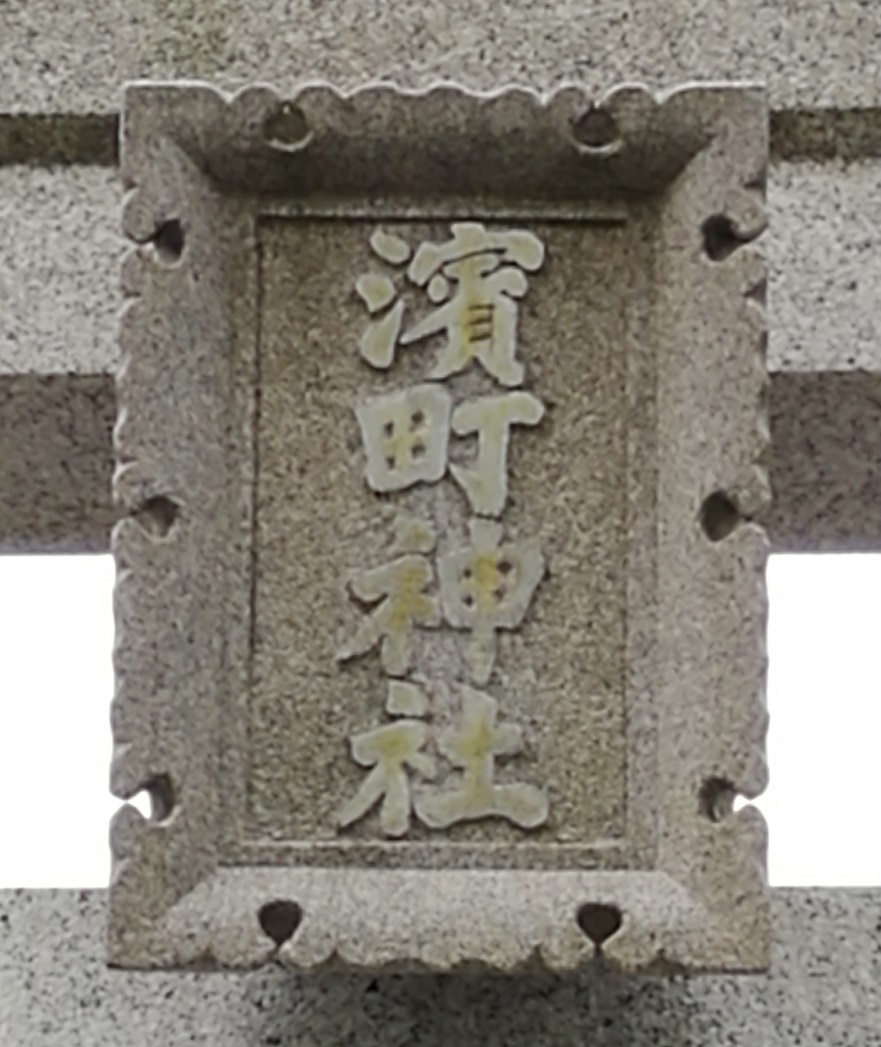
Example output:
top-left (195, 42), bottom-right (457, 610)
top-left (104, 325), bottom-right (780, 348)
top-left (771, 108), bottom-right (881, 163)
top-left (6, 159), bottom-right (881, 376)
top-left (4, 372), bottom-right (874, 557)
top-left (0, 374), bottom-right (115, 552)
top-left (110, 81), bottom-right (769, 971)
top-left (769, 158), bottom-right (881, 372)
top-left (2, 889), bottom-right (881, 1046)
top-left (0, 165), bottom-right (123, 375)
top-left (764, 372), bottom-right (881, 551)
top-left (2, 0), bottom-right (880, 116)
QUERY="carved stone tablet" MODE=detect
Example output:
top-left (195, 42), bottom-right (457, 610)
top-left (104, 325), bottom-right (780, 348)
top-left (111, 82), bottom-right (771, 972)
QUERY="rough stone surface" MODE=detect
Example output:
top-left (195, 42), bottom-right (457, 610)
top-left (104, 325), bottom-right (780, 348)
top-left (765, 372), bottom-right (881, 551)
top-left (2, 0), bottom-right (881, 116)
top-left (109, 82), bottom-right (769, 971)
top-left (1, 888), bottom-right (880, 1046)
top-left (9, 159), bottom-right (881, 375)
top-left (769, 159), bottom-right (881, 372)
top-left (0, 5), bottom-right (877, 1046)
top-left (0, 166), bottom-right (123, 375)
top-left (0, 374), bottom-right (115, 552)
top-left (3, 371), bottom-right (874, 557)
top-left (771, 108), bottom-right (881, 163)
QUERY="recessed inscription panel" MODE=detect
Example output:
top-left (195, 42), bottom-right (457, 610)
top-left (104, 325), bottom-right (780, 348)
top-left (112, 82), bottom-right (770, 972)
top-left (247, 218), bottom-right (653, 863)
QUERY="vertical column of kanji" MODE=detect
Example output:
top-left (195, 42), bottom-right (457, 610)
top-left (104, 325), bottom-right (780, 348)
top-left (109, 86), bottom-right (239, 965)
top-left (337, 223), bottom-right (552, 840)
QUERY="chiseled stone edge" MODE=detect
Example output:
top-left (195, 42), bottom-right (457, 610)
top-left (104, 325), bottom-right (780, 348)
top-left (118, 78), bottom-right (740, 201)
top-left (6, 107), bottom-right (881, 168)
top-left (109, 80), bottom-right (770, 972)
top-left (110, 88), bottom-right (245, 964)
top-left (121, 868), bottom-right (738, 971)
top-left (650, 83), bottom-right (771, 970)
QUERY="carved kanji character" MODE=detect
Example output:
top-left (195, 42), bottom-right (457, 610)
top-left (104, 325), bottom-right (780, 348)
top-left (399, 222), bottom-right (544, 386)
top-left (355, 229), bottom-right (412, 369)
top-left (338, 682), bottom-right (435, 838)
top-left (337, 518), bottom-right (440, 676)
top-left (414, 686), bottom-right (548, 829)
top-left (438, 519), bottom-right (544, 685)
top-left (450, 391), bottom-right (545, 516)
top-left (356, 385), bottom-right (452, 493)
top-left (385, 678), bottom-right (430, 717)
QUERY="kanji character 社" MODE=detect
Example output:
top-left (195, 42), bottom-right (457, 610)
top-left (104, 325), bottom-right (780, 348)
top-left (337, 518), bottom-right (441, 676)
top-left (450, 391), bottom-right (545, 516)
top-left (338, 682), bottom-right (435, 837)
top-left (438, 518), bottom-right (544, 684)
top-left (399, 222), bottom-right (544, 386)
top-left (414, 686), bottom-right (548, 830)
top-left (355, 384), bottom-right (452, 493)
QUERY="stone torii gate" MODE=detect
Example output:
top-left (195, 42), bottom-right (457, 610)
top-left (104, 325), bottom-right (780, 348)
top-left (2, 2), bottom-right (881, 1043)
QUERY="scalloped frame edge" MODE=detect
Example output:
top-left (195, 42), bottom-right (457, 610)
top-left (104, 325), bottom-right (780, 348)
top-left (110, 80), bottom-right (770, 973)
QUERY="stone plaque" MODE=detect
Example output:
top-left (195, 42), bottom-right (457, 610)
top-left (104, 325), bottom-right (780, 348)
top-left (111, 82), bottom-right (770, 971)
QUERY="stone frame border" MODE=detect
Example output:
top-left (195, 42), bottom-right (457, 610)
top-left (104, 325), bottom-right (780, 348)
top-left (110, 81), bottom-right (770, 971)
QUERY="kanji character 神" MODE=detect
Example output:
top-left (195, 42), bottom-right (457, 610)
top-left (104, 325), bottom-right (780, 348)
top-left (437, 518), bottom-right (545, 685)
top-left (337, 517), bottom-right (441, 676)
top-left (414, 686), bottom-right (548, 830)
top-left (399, 222), bottom-right (545, 386)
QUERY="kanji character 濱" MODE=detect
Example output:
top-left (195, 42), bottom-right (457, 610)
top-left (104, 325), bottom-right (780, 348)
top-left (399, 222), bottom-right (545, 386)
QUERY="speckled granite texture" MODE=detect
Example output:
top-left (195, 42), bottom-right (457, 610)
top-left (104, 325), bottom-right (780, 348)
top-left (0, 1), bottom-right (877, 1043)
top-left (0, 888), bottom-right (879, 1046)
top-left (6, 158), bottom-right (881, 376)
top-left (0, 166), bottom-right (122, 375)
top-left (766, 373), bottom-right (881, 551)
top-left (6, 372), bottom-right (880, 556)
top-left (2, 1), bottom-right (880, 115)
top-left (769, 159), bottom-right (881, 372)
top-left (0, 375), bottom-right (115, 552)
top-left (107, 81), bottom-right (771, 972)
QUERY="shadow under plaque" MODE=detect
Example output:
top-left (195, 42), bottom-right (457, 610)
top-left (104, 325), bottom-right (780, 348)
top-left (110, 81), bottom-right (770, 972)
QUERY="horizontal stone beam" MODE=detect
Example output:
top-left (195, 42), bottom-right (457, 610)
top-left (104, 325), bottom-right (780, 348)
top-left (4, 108), bottom-right (881, 169)
top-left (4, 159), bottom-right (881, 376)
top-left (0, 374), bottom-right (115, 553)
top-left (2, 371), bottom-right (879, 554)
top-left (0, 887), bottom-right (878, 1045)
top-left (765, 371), bottom-right (881, 551)
top-left (3, 2), bottom-right (881, 116)
top-left (2, 145), bottom-right (880, 555)
top-left (0, 113), bottom-right (118, 166)
top-left (0, 166), bottom-right (121, 375)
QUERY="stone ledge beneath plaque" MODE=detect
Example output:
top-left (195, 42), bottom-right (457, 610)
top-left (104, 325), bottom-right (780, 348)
top-left (111, 853), bottom-right (768, 972)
